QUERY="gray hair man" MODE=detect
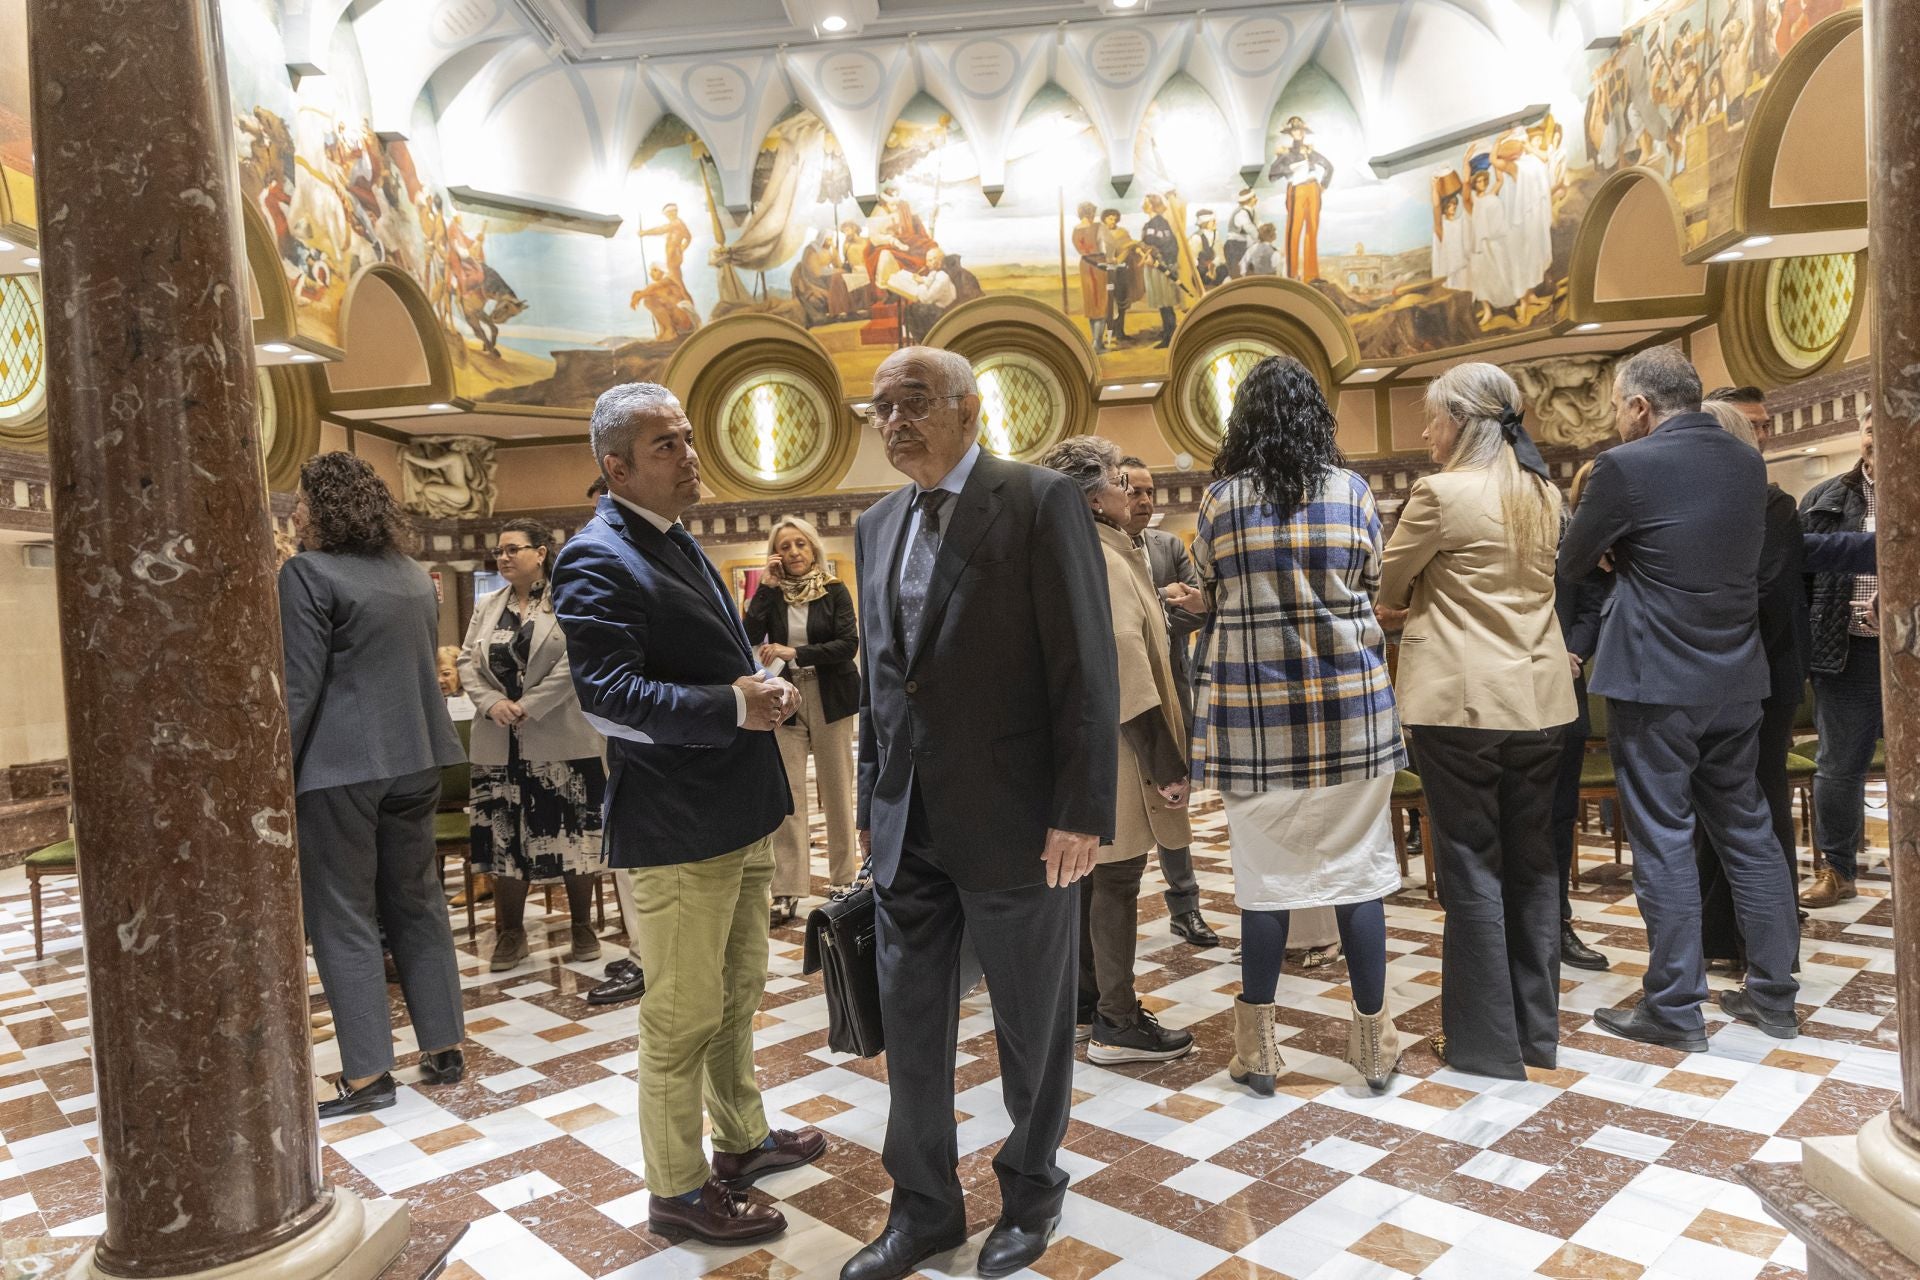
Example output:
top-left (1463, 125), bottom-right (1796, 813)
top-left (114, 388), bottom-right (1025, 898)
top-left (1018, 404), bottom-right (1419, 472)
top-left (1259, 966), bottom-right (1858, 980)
top-left (842, 347), bottom-right (1119, 1280)
top-left (1559, 346), bottom-right (1802, 1052)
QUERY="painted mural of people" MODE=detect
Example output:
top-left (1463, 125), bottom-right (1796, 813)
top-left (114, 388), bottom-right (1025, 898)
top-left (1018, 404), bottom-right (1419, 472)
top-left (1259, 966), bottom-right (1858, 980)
top-left (1189, 208), bottom-right (1225, 290)
top-left (1140, 195), bottom-right (1182, 349)
top-left (1098, 207), bottom-right (1139, 348)
top-left (1492, 126), bottom-right (1554, 298)
top-left (891, 246), bottom-right (958, 343)
top-left (864, 190), bottom-right (938, 289)
top-left (791, 233), bottom-right (838, 327)
top-left (629, 264), bottom-right (698, 341)
top-left (1430, 171), bottom-right (1473, 295)
top-left (1462, 153), bottom-right (1526, 314)
top-left (1270, 115), bottom-right (1334, 283)
top-left (1073, 202), bottom-right (1111, 351)
top-left (636, 203), bottom-right (695, 299)
top-left (1241, 222), bottom-right (1280, 277)
top-left (1224, 189), bottom-right (1260, 278)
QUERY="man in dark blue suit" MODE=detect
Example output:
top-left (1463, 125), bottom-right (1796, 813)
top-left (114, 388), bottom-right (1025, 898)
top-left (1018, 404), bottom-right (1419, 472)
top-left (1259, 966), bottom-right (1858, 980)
top-left (1558, 347), bottom-right (1801, 1051)
top-left (551, 383), bottom-right (827, 1245)
top-left (840, 348), bottom-right (1119, 1280)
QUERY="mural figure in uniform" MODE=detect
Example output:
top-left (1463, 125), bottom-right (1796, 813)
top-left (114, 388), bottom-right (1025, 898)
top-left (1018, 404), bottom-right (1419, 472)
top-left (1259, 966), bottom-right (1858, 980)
top-left (1073, 201), bottom-right (1111, 352)
top-left (1272, 115), bottom-right (1333, 283)
top-left (1224, 188), bottom-right (1259, 279)
top-left (1140, 194), bottom-right (1183, 349)
top-left (1188, 207), bottom-right (1225, 291)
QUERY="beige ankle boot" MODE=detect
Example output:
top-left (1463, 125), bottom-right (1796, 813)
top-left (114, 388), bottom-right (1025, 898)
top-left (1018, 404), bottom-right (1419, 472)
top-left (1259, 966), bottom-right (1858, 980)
top-left (1346, 1001), bottom-right (1401, 1092)
top-left (1228, 999), bottom-right (1281, 1097)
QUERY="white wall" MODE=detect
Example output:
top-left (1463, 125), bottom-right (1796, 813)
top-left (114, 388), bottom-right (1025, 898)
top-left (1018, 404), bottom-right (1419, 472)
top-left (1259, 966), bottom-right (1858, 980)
top-left (0, 535), bottom-right (66, 766)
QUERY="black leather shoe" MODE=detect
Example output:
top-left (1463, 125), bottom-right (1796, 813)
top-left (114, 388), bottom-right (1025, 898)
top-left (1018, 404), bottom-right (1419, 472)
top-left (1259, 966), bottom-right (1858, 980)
top-left (587, 965), bottom-right (646, 1006)
top-left (978, 1215), bottom-right (1059, 1278)
top-left (1561, 923), bottom-right (1610, 971)
top-left (1718, 989), bottom-right (1800, 1039)
top-left (1594, 1005), bottom-right (1707, 1053)
top-left (418, 1048), bottom-right (464, 1085)
top-left (840, 1225), bottom-right (967, 1280)
top-left (317, 1072), bottom-right (396, 1118)
top-left (1169, 910), bottom-right (1220, 948)
top-left (604, 957), bottom-right (640, 979)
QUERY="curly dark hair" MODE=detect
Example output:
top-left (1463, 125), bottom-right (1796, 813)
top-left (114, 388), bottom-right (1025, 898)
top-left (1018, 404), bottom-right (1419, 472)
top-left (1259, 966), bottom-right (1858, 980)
top-left (1212, 356), bottom-right (1345, 515)
top-left (297, 451), bottom-right (409, 554)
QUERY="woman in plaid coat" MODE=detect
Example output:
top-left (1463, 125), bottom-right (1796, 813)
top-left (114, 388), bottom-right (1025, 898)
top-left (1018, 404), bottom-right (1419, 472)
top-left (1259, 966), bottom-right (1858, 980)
top-left (1191, 356), bottom-right (1408, 1095)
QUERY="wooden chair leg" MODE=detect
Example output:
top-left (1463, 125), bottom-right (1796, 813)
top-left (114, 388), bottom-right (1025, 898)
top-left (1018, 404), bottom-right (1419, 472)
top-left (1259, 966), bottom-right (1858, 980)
top-left (463, 854), bottom-right (477, 942)
top-left (1391, 806), bottom-right (1409, 878)
top-left (1418, 811), bottom-right (1438, 902)
top-left (30, 870), bottom-right (43, 961)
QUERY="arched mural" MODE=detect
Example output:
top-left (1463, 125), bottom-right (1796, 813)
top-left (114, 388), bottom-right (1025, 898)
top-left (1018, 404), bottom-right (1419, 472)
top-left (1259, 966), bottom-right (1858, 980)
top-left (210, 0), bottom-right (1862, 413)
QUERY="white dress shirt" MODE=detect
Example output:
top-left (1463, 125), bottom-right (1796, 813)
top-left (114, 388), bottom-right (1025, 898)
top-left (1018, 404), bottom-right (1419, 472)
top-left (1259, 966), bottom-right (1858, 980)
top-left (898, 442), bottom-right (983, 588)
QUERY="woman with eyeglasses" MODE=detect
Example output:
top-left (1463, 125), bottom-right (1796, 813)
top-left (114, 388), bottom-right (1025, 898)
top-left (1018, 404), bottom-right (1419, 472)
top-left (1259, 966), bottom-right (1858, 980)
top-left (459, 517), bottom-right (609, 972)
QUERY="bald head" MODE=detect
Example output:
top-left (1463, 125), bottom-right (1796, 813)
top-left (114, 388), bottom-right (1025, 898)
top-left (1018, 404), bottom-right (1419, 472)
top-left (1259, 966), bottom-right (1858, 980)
top-left (872, 346), bottom-right (981, 489)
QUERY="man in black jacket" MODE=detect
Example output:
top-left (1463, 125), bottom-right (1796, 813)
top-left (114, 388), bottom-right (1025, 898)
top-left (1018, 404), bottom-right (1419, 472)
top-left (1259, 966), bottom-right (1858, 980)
top-left (1798, 408), bottom-right (1878, 908)
top-left (844, 346), bottom-right (1119, 1280)
top-left (1558, 347), bottom-right (1800, 1051)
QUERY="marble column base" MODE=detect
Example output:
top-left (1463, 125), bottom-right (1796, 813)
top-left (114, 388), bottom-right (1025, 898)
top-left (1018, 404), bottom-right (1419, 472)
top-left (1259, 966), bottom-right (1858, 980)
top-left (65, 1192), bottom-right (408, 1280)
top-left (1803, 1113), bottom-right (1920, 1267)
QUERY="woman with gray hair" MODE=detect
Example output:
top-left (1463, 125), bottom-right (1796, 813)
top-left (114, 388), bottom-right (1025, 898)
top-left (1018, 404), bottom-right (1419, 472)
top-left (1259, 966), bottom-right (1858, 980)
top-left (1379, 361), bottom-right (1575, 1079)
top-left (1039, 435), bottom-right (1196, 1064)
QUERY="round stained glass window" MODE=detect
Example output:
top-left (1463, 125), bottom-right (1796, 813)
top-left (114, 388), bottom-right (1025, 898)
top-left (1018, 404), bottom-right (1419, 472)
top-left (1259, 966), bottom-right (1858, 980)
top-left (1766, 254), bottom-right (1856, 372)
top-left (1184, 339), bottom-right (1280, 439)
top-left (0, 275), bottom-right (47, 430)
top-left (716, 371), bottom-right (831, 485)
top-left (975, 353), bottom-right (1064, 460)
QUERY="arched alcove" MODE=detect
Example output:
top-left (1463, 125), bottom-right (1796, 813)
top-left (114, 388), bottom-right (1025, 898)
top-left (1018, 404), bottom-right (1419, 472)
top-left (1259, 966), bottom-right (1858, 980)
top-left (1567, 168), bottom-right (1715, 323)
top-left (323, 263), bottom-right (457, 413)
top-left (924, 295), bottom-right (1100, 459)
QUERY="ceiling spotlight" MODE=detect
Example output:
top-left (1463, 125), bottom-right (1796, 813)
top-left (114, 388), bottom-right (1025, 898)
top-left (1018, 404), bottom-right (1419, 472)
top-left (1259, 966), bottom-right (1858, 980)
top-left (261, 342), bottom-right (292, 354)
top-left (1111, 0), bottom-right (1142, 7)
top-left (820, 14), bottom-right (848, 31)
top-left (428, 402), bottom-right (454, 411)
top-left (1711, 250), bottom-right (1745, 262)
top-left (1803, 446), bottom-right (1817, 454)
top-left (22, 256), bottom-right (39, 269)
top-left (1356, 367), bottom-right (1380, 376)
top-left (1104, 385), bottom-right (1123, 393)
top-left (1575, 322), bottom-right (1602, 332)
top-left (291, 353), bottom-right (322, 362)
top-left (1742, 235), bottom-right (1775, 249)
top-left (0, 239), bottom-right (13, 253)
top-left (1138, 381), bottom-right (1161, 391)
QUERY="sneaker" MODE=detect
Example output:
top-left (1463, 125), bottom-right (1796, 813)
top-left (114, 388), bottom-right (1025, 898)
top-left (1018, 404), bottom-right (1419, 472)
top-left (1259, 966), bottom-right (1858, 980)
top-left (1086, 1007), bottom-right (1194, 1064)
top-left (1075, 1000), bottom-right (1095, 1044)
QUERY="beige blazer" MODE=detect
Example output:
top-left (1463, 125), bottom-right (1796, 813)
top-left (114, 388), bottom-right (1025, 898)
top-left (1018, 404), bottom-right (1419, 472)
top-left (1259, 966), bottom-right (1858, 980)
top-left (458, 585), bottom-right (605, 766)
top-left (1378, 466), bottom-right (1576, 731)
top-left (1100, 522), bottom-right (1193, 862)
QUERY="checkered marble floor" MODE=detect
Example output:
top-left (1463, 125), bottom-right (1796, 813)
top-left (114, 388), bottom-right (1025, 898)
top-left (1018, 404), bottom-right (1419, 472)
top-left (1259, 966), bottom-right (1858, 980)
top-left (0, 785), bottom-right (1900, 1280)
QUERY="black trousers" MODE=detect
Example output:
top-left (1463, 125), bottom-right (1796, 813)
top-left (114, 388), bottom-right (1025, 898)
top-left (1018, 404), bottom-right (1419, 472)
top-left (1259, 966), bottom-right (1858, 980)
top-left (873, 786), bottom-right (1079, 1234)
top-left (1549, 677), bottom-right (1592, 920)
top-left (1078, 854), bottom-right (1148, 1024)
top-left (1698, 686), bottom-right (1800, 963)
top-left (1409, 725), bottom-right (1564, 1080)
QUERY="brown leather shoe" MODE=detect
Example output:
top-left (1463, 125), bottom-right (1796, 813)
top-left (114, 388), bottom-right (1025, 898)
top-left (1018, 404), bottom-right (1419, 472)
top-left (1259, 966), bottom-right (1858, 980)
top-left (646, 1177), bottom-right (785, 1244)
top-left (1798, 867), bottom-right (1858, 909)
top-left (711, 1126), bottom-right (828, 1187)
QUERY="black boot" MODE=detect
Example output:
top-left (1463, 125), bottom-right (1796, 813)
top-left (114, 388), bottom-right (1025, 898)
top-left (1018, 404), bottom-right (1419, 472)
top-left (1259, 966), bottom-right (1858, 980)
top-left (1154, 307), bottom-right (1175, 348)
top-left (1561, 921), bottom-right (1609, 971)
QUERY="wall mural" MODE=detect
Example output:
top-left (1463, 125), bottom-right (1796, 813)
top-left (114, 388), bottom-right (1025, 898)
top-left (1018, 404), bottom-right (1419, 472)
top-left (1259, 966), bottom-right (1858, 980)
top-left (208, 0), bottom-right (1853, 412)
top-left (0, 0), bottom-right (32, 225)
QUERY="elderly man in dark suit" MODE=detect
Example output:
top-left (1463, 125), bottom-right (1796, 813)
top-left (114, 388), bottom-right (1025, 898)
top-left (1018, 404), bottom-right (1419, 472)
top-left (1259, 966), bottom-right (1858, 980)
top-left (550, 383), bottom-right (827, 1246)
top-left (842, 347), bottom-right (1119, 1280)
top-left (1558, 347), bottom-right (1801, 1052)
top-left (1118, 456), bottom-right (1220, 948)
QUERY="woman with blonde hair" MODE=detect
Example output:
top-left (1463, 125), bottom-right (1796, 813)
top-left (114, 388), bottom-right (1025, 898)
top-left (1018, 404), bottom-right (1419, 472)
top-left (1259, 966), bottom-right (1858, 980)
top-left (1379, 361), bottom-right (1575, 1079)
top-left (745, 515), bottom-right (860, 926)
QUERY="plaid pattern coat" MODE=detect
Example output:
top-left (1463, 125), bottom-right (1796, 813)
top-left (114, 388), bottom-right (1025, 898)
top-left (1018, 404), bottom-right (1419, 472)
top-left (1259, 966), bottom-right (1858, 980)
top-left (1190, 468), bottom-right (1407, 791)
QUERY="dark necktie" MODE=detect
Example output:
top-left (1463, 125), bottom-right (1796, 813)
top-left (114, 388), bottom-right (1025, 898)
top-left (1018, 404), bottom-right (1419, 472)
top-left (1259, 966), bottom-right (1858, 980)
top-left (664, 523), bottom-right (738, 632)
top-left (897, 490), bottom-right (946, 649)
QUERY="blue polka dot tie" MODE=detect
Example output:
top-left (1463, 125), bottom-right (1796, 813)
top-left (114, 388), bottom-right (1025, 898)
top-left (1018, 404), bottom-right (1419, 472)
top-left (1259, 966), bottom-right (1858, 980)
top-left (897, 490), bottom-right (946, 653)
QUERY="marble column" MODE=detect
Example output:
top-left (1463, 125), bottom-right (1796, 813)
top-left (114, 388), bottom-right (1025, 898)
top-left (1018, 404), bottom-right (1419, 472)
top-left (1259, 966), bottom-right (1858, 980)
top-left (1744, 1), bottom-right (1920, 1274)
top-left (25, 2), bottom-right (403, 1278)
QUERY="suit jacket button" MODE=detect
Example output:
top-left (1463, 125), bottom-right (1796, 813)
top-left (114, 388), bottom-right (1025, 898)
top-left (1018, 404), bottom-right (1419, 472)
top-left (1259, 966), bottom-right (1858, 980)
top-left (905, 680), bottom-right (919, 694)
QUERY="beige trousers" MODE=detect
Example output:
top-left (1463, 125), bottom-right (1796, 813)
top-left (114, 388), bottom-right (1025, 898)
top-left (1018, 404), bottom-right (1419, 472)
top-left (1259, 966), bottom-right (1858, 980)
top-left (772, 667), bottom-right (859, 897)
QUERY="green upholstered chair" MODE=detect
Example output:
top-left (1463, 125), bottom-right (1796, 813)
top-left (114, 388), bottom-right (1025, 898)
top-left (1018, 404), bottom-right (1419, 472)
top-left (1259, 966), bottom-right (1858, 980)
top-left (26, 838), bottom-right (76, 960)
top-left (440, 716), bottom-right (478, 939)
top-left (1390, 769), bottom-right (1437, 901)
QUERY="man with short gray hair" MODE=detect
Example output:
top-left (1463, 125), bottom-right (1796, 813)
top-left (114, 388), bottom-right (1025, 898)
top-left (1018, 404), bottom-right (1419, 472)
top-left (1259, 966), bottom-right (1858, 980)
top-left (1559, 346), bottom-right (1801, 1051)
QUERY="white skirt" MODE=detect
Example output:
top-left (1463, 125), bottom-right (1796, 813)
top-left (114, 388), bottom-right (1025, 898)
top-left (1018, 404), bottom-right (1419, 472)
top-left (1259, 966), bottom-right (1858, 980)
top-left (1222, 773), bottom-right (1401, 912)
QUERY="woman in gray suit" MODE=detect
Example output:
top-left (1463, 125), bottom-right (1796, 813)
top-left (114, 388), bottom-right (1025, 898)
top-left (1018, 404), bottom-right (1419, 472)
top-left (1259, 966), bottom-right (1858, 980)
top-left (281, 453), bottom-right (468, 1117)
top-left (460, 518), bottom-right (609, 971)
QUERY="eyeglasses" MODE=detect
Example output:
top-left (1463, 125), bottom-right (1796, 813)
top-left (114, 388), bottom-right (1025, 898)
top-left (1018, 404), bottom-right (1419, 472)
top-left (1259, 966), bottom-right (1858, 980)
top-left (859, 393), bottom-right (965, 428)
top-left (492, 544), bottom-right (536, 558)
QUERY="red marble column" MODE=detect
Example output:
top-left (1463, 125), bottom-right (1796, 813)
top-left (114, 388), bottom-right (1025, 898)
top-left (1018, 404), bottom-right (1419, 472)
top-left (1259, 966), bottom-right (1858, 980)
top-left (25, 0), bottom-right (329, 1275)
top-left (1866, 0), bottom-right (1920, 1158)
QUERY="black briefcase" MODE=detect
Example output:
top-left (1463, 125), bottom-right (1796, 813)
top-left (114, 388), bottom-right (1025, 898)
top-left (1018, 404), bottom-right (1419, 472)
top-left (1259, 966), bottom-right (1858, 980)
top-left (801, 882), bottom-right (885, 1058)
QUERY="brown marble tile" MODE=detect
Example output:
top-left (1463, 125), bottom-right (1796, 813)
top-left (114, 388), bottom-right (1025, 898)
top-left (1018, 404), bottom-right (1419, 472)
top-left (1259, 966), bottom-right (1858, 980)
top-left (1029, 1236), bottom-right (1122, 1280)
top-left (415, 1124), bottom-right (484, 1156)
top-left (1681, 1207), bottom-right (1788, 1258)
top-left (702, 1247), bottom-right (803, 1279)
top-left (785, 1094), bottom-right (854, 1124)
top-left (1211, 1105), bottom-right (1357, 1178)
top-left (550, 1103), bottom-right (617, 1133)
top-left (1761, 1047), bottom-right (1839, 1076)
top-left (1777, 1077), bottom-right (1903, 1140)
top-left (1536, 1241), bottom-right (1646, 1279)
top-left (1194, 1255), bottom-right (1295, 1280)
top-left (0, 1091), bottom-right (68, 1142)
top-left (1362, 1133), bottom-right (1481, 1196)
top-left (1180, 1204), bottom-right (1276, 1253)
top-left (1147, 1093), bottom-right (1219, 1123)
top-left (1403, 1080), bottom-right (1476, 1109)
top-left (1061, 1119), bottom-right (1144, 1164)
top-left (1109, 1143), bottom-right (1195, 1183)
top-left (1347, 1223), bottom-right (1450, 1273)
top-left (1658, 1069), bottom-right (1735, 1098)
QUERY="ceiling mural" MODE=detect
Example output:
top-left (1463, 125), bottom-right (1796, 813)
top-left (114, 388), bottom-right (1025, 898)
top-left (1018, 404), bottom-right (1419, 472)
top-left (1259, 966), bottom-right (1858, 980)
top-left (0, 0), bottom-right (31, 231)
top-left (0, 0), bottom-right (1848, 414)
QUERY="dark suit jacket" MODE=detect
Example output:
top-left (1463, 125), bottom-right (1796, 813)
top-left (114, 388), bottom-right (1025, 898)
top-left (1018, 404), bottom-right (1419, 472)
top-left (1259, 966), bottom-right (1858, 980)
top-left (1758, 485), bottom-right (1809, 704)
top-left (744, 580), bottom-right (860, 724)
top-left (278, 548), bottom-right (465, 794)
top-left (1140, 527), bottom-right (1204, 731)
top-left (550, 497), bottom-right (789, 867)
top-left (1558, 413), bottom-right (1769, 706)
top-left (855, 452), bottom-right (1120, 891)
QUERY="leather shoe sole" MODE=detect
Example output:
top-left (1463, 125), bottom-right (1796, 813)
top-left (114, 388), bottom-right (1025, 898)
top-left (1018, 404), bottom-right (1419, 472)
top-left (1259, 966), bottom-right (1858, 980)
top-left (840, 1227), bottom-right (967, 1280)
top-left (978, 1215), bottom-right (1059, 1279)
top-left (1594, 1006), bottom-right (1707, 1053)
top-left (714, 1127), bottom-right (827, 1187)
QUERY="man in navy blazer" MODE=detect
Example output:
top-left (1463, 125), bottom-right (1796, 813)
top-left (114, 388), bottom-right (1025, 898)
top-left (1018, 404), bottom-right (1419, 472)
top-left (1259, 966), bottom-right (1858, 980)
top-left (550, 383), bottom-right (827, 1245)
top-left (1559, 347), bottom-right (1800, 1051)
top-left (840, 348), bottom-right (1119, 1280)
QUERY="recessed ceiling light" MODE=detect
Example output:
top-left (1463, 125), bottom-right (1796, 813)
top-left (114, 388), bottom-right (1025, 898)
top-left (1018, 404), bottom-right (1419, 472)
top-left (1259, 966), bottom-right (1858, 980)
top-left (820, 14), bottom-right (848, 31)
top-left (1138, 381), bottom-right (1161, 391)
top-left (1711, 250), bottom-right (1745, 262)
top-left (1575, 322), bottom-right (1602, 332)
top-left (261, 342), bottom-right (292, 354)
top-left (1742, 235), bottom-right (1775, 249)
top-left (291, 353), bottom-right (322, 362)
top-left (0, 240), bottom-right (13, 253)
top-left (1111, 0), bottom-right (1141, 8)
top-left (427, 402), bottom-right (454, 411)
top-left (1803, 446), bottom-right (1817, 454)
top-left (1356, 367), bottom-right (1380, 376)
top-left (22, 256), bottom-right (38, 268)
top-left (1104, 385), bottom-right (1123, 393)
